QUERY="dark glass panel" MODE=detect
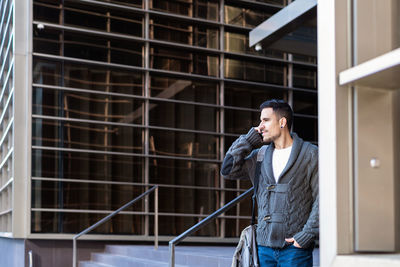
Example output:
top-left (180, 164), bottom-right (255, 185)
top-left (149, 100), bottom-right (217, 132)
top-left (149, 129), bottom-right (218, 160)
top-left (224, 5), bottom-right (272, 27)
top-left (95, 0), bottom-right (142, 8)
top-left (151, 0), bottom-right (218, 21)
top-left (293, 92), bottom-right (318, 116)
top-left (32, 87), bottom-right (145, 124)
top-left (33, 27), bottom-right (60, 55)
top-left (33, 59), bottom-right (143, 95)
top-left (293, 116), bottom-right (318, 142)
top-left (150, 76), bottom-right (217, 104)
top-left (149, 158), bottom-right (220, 187)
top-left (33, 2), bottom-right (61, 24)
top-left (32, 119), bottom-right (143, 153)
top-left (225, 84), bottom-right (286, 109)
top-left (293, 67), bottom-right (317, 90)
top-left (150, 46), bottom-right (218, 76)
top-left (32, 180), bottom-right (146, 211)
top-left (224, 31), bottom-right (284, 58)
top-left (32, 149), bottom-right (143, 183)
top-left (225, 109), bottom-right (259, 134)
top-left (64, 1), bottom-right (143, 36)
top-left (31, 211), bottom-right (142, 234)
top-left (151, 16), bottom-right (218, 49)
top-left (225, 58), bottom-right (284, 84)
top-left (33, 0), bottom-right (143, 35)
top-left (33, 28), bottom-right (143, 67)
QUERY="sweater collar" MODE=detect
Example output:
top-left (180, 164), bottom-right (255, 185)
top-left (263, 133), bottom-right (304, 183)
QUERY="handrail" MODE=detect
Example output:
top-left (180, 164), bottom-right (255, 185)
top-left (168, 187), bottom-right (254, 267)
top-left (72, 185), bottom-right (159, 267)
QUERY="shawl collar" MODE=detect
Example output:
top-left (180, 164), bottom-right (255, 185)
top-left (262, 133), bottom-right (304, 184)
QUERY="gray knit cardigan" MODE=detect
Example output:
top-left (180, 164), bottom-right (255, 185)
top-left (221, 129), bottom-right (319, 249)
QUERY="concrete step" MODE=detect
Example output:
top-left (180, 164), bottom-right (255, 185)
top-left (79, 261), bottom-right (113, 267)
top-left (91, 252), bottom-right (188, 267)
top-left (81, 245), bottom-right (320, 267)
top-left (105, 245), bottom-right (233, 266)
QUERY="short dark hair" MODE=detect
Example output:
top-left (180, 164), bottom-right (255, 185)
top-left (259, 99), bottom-right (293, 130)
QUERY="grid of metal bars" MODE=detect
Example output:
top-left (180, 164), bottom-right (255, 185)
top-left (28, 0), bottom-right (317, 240)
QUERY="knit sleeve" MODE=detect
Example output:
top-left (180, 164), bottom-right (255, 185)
top-left (293, 148), bottom-right (319, 248)
top-left (220, 128), bottom-right (262, 180)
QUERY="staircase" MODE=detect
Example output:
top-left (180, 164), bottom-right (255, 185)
top-left (79, 245), bottom-right (320, 267)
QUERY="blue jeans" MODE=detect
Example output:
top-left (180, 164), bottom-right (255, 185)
top-left (258, 244), bottom-right (313, 267)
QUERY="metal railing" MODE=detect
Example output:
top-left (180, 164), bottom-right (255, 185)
top-left (72, 185), bottom-right (159, 267)
top-left (168, 187), bottom-right (254, 267)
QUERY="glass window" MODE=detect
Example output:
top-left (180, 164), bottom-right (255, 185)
top-left (149, 158), bottom-right (220, 187)
top-left (150, 45), bottom-right (218, 77)
top-left (32, 118), bottom-right (143, 153)
top-left (225, 84), bottom-right (286, 109)
top-left (32, 180), bottom-right (146, 211)
top-left (293, 67), bottom-right (317, 90)
top-left (150, 76), bottom-right (218, 104)
top-left (33, 59), bottom-right (143, 95)
top-left (151, 0), bottom-right (218, 21)
top-left (149, 129), bottom-right (218, 160)
top-left (150, 16), bottom-right (219, 49)
top-left (32, 149), bottom-right (144, 183)
top-left (224, 31), bottom-right (284, 58)
top-left (33, 87), bottom-right (145, 124)
top-left (292, 116), bottom-right (318, 142)
top-left (33, 29), bottom-right (143, 67)
top-left (225, 109), bottom-right (260, 135)
top-left (293, 91), bottom-right (318, 116)
top-left (149, 100), bottom-right (217, 132)
top-left (225, 58), bottom-right (284, 84)
top-left (31, 211), bottom-right (143, 234)
top-left (224, 5), bottom-right (272, 27)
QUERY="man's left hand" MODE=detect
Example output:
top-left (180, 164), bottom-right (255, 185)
top-left (285, 237), bottom-right (302, 248)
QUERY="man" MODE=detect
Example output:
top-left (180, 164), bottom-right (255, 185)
top-left (221, 99), bottom-right (318, 267)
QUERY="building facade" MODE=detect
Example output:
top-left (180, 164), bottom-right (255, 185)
top-left (0, 0), bottom-right (317, 265)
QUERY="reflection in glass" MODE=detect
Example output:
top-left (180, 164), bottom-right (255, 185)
top-left (225, 109), bottom-right (260, 135)
top-left (151, 0), bottom-right (218, 21)
top-left (224, 5), bottom-right (272, 27)
top-left (151, 16), bottom-right (218, 49)
top-left (150, 76), bottom-right (217, 104)
top-left (225, 84), bottom-right (286, 108)
top-left (149, 100), bottom-right (217, 132)
top-left (151, 46), bottom-right (218, 76)
top-left (149, 129), bottom-right (218, 159)
top-left (32, 149), bottom-right (143, 183)
top-left (33, 29), bottom-right (143, 67)
top-left (32, 118), bottom-right (143, 153)
top-left (293, 91), bottom-right (318, 115)
top-left (34, 1), bottom-right (143, 36)
top-left (225, 58), bottom-right (284, 84)
top-left (31, 211), bottom-right (142, 234)
top-left (293, 67), bottom-right (317, 90)
top-left (33, 59), bottom-right (143, 95)
top-left (33, 87), bottom-right (145, 124)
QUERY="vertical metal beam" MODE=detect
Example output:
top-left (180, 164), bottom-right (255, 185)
top-left (144, 0), bottom-right (150, 237)
top-left (218, 0), bottom-right (226, 239)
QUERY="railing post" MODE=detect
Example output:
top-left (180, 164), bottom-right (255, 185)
top-left (154, 186), bottom-right (159, 249)
top-left (72, 238), bottom-right (77, 267)
top-left (169, 242), bottom-right (175, 267)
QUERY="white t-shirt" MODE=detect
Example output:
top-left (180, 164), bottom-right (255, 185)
top-left (272, 146), bottom-right (292, 183)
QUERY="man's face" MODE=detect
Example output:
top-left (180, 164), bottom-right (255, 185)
top-left (258, 108), bottom-right (282, 143)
